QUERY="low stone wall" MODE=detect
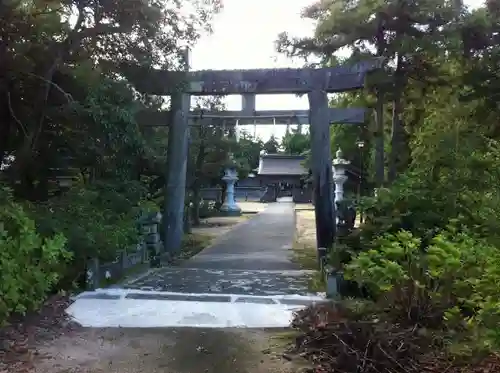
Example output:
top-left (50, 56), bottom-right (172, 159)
top-left (86, 212), bottom-right (162, 290)
top-left (200, 187), bottom-right (267, 202)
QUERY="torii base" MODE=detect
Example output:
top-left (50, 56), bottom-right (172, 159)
top-left (219, 206), bottom-right (242, 217)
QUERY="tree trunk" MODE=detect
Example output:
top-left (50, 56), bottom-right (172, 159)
top-left (8, 9), bottom-right (113, 198)
top-left (0, 3), bottom-right (12, 166)
top-left (374, 88), bottom-right (385, 187)
top-left (0, 92), bottom-right (11, 164)
top-left (192, 187), bottom-right (201, 226)
top-left (388, 55), bottom-right (404, 183)
top-left (374, 13), bottom-right (386, 187)
top-left (183, 204), bottom-right (192, 234)
top-left (10, 52), bottom-right (62, 199)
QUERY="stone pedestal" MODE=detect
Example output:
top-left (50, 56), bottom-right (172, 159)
top-left (332, 148), bottom-right (350, 205)
top-left (220, 167), bottom-right (242, 216)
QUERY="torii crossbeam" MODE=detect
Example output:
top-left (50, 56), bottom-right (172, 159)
top-left (120, 59), bottom-right (383, 95)
top-left (138, 108), bottom-right (367, 126)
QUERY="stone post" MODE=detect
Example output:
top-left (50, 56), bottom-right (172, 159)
top-left (332, 148), bottom-right (350, 205)
top-left (86, 257), bottom-right (99, 291)
top-left (220, 167), bottom-right (242, 216)
top-left (139, 212), bottom-right (163, 267)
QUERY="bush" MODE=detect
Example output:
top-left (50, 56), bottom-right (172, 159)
top-left (0, 186), bottom-right (71, 324)
top-left (335, 136), bottom-right (500, 294)
top-left (352, 134), bottom-right (500, 250)
top-left (27, 180), bottom-right (154, 287)
top-left (333, 133), bottom-right (500, 355)
top-left (31, 187), bottom-right (139, 260)
top-left (345, 228), bottom-right (500, 355)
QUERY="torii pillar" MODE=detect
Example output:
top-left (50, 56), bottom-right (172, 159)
top-left (308, 91), bottom-right (335, 250)
top-left (163, 50), bottom-right (190, 254)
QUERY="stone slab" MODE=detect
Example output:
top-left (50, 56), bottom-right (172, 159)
top-left (123, 267), bottom-right (316, 297)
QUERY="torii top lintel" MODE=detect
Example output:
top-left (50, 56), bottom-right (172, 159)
top-left (121, 58), bottom-right (384, 96)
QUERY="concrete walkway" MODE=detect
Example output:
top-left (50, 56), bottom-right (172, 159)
top-left (67, 200), bottom-right (323, 328)
top-left (186, 200), bottom-right (299, 270)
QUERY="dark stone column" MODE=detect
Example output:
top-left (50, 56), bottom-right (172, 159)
top-left (163, 49), bottom-right (190, 254)
top-left (308, 90), bottom-right (335, 249)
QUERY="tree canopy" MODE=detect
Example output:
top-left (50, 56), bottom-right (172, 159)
top-left (281, 127), bottom-right (310, 155)
top-left (0, 0), bottom-right (267, 323)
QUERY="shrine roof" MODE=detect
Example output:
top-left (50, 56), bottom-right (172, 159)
top-left (258, 154), bottom-right (308, 176)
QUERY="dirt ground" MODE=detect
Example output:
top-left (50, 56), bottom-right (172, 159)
top-left (294, 205), bottom-right (316, 249)
top-left (292, 205), bottom-right (317, 271)
top-left (33, 327), bottom-right (295, 373)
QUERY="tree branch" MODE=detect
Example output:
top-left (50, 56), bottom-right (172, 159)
top-left (30, 6), bottom-right (64, 17)
top-left (76, 24), bottom-right (133, 41)
top-left (7, 91), bottom-right (27, 137)
top-left (22, 72), bottom-right (73, 103)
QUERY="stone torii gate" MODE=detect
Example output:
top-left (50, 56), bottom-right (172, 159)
top-left (122, 51), bottom-right (382, 255)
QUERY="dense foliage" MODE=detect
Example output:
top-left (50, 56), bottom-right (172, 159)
top-left (281, 127), bottom-right (310, 155)
top-left (0, 186), bottom-right (70, 324)
top-left (0, 0), bottom-right (272, 324)
top-left (278, 0), bottom-right (500, 369)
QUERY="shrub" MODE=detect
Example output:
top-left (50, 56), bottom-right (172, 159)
top-left (31, 187), bottom-right (139, 260)
top-left (344, 228), bottom-right (500, 354)
top-left (0, 186), bottom-right (71, 324)
top-left (27, 180), bottom-right (153, 287)
top-left (352, 134), bottom-right (500, 250)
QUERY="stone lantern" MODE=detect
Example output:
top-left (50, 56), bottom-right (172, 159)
top-left (332, 148), bottom-right (350, 204)
top-left (220, 153), bottom-right (242, 216)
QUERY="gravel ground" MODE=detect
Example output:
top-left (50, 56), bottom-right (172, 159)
top-left (0, 296), bottom-right (296, 373)
top-left (33, 327), bottom-right (295, 373)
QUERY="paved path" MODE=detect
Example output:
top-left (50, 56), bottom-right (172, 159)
top-left (51, 200), bottom-right (321, 373)
top-left (123, 268), bottom-right (313, 297)
top-left (118, 200), bottom-right (312, 298)
top-left (67, 200), bottom-right (322, 328)
top-left (185, 201), bottom-right (299, 270)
